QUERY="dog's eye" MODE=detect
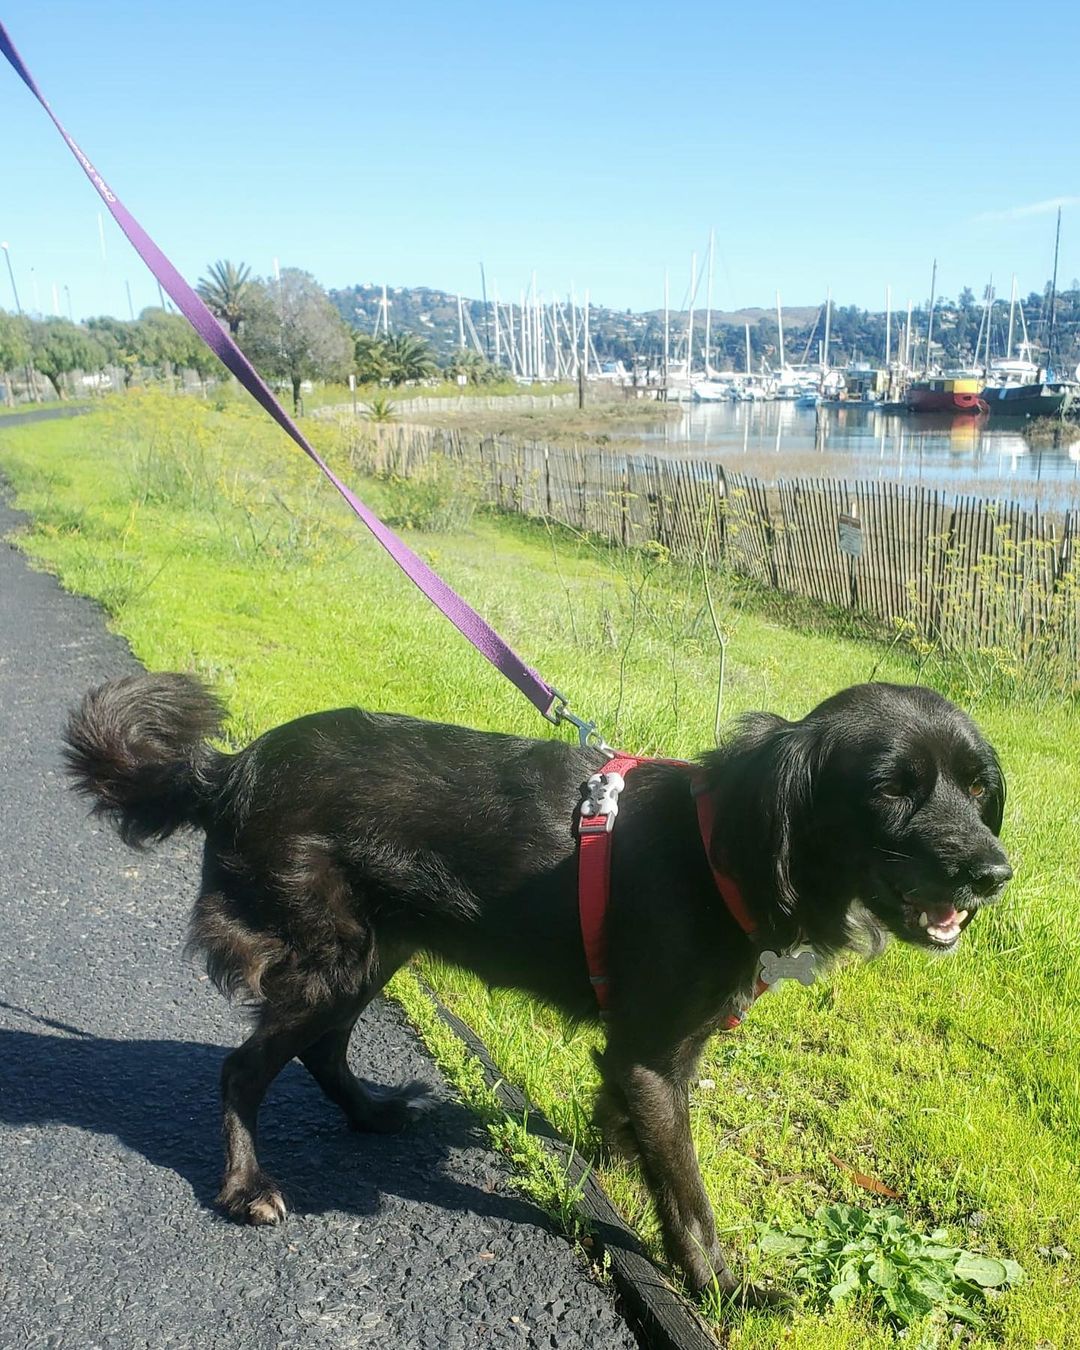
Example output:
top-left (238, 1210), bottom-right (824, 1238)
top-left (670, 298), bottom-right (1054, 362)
top-left (969, 781), bottom-right (986, 799)
top-left (880, 781), bottom-right (909, 800)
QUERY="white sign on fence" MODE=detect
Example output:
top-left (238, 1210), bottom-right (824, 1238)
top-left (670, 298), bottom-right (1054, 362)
top-left (838, 512), bottom-right (863, 558)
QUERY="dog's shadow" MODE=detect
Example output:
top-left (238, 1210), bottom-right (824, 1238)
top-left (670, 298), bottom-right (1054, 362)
top-left (0, 1005), bottom-right (551, 1236)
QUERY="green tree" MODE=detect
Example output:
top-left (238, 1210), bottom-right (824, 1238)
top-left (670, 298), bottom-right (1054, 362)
top-left (240, 269), bottom-right (353, 412)
top-left (29, 319), bottom-right (108, 399)
top-left (196, 260), bottom-right (255, 336)
top-left (383, 332), bottom-right (436, 385)
top-left (86, 315), bottom-right (140, 385)
top-left (132, 308), bottom-right (220, 383)
top-left (354, 333), bottom-right (390, 385)
top-left (0, 310), bottom-right (32, 405)
top-left (445, 348), bottom-right (500, 386)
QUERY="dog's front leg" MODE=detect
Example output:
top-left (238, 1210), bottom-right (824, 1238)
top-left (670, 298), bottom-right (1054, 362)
top-left (616, 1061), bottom-right (733, 1293)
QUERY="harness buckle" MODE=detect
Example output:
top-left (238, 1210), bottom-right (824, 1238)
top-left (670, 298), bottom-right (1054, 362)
top-left (544, 687), bottom-right (615, 755)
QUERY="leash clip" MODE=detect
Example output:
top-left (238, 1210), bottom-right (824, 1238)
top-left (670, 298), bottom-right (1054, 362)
top-left (544, 688), bottom-right (615, 755)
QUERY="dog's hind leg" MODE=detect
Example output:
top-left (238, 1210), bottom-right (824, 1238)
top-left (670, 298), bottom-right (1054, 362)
top-left (299, 946), bottom-right (431, 1133)
top-left (218, 1005), bottom-right (344, 1225)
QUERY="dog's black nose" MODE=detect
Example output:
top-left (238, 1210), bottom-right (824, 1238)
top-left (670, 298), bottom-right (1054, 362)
top-left (968, 860), bottom-right (1013, 897)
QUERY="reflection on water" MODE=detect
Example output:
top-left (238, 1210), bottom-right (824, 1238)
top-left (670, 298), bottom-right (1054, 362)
top-left (639, 403), bottom-right (1080, 510)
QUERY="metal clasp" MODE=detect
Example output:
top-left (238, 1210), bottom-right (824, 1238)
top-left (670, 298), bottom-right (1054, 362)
top-left (543, 687), bottom-right (615, 755)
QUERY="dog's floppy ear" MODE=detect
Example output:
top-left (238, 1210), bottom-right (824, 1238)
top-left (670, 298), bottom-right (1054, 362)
top-left (984, 747), bottom-right (1007, 836)
top-left (756, 723), bottom-right (818, 916)
top-left (705, 713), bottom-right (818, 919)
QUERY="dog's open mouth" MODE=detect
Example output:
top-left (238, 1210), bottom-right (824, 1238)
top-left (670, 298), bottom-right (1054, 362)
top-left (901, 900), bottom-right (971, 947)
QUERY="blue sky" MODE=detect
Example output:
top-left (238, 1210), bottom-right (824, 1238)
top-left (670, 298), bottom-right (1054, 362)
top-left (2, 1), bottom-right (1077, 324)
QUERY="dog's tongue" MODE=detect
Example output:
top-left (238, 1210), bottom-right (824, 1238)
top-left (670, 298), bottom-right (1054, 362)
top-left (917, 902), bottom-right (967, 942)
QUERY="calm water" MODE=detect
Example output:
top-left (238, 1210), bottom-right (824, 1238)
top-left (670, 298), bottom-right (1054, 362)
top-left (637, 402), bottom-right (1080, 512)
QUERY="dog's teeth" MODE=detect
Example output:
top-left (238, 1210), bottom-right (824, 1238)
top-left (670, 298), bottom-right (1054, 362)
top-left (957, 909), bottom-right (969, 923)
top-left (918, 911), bottom-right (929, 928)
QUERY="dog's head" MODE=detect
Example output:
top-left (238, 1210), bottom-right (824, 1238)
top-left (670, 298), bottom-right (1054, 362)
top-left (705, 683), bottom-right (1010, 954)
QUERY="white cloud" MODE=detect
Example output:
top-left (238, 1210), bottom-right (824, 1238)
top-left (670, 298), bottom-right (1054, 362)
top-left (974, 196), bottom-right (1080, 223)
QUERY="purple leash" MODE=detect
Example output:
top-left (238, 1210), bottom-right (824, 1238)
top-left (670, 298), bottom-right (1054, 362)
top-left (0, 22), bottom-right (609, 750)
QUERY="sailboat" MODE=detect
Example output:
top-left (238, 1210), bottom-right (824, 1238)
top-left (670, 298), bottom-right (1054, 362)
top-left (691, 231), bottom-right (734, 402)
top-left (980, 233), bottom-right (1073, 418)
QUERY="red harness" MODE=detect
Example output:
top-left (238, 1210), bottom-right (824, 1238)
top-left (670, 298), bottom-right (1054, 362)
top-left (577, 756), bottom-right (766, 1026)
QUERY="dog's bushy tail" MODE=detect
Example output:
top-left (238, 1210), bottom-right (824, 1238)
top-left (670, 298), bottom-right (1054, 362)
top-left (63, 673), bottom-right (227, 846)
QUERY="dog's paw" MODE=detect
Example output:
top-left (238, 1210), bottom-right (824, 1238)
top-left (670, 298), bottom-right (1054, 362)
top-left (218, 1171), bottom-right (288, 1226)
top-left (349, 1079), bottom-right (433, 1134)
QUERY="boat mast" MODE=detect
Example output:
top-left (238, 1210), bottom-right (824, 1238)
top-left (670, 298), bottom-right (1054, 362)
top-left (776, 290), bottom-right (785, 376)
top-left (1007, 275), bottom-right (1017, 361)
top-left (1018, 296), bottom-right (1030, 357)
top-left (663, 269), bottom-right (670, 383)
top-left (822, 287), bottom-right (831, 382)
top-left (480, 263), bottom-right (492, 363)
top-left (923, 259), bottom-right (937, 376)
top-left (457, 293), bottom-right (466, 350)
top-left (1046, 207), bottom-right (1062, 380)
top-left (744, 321), bottom-right (751, 377)
top-left (531, 273), bottom-right (541, 379)
top-left (705, 230), bottom-right (715, 377)
top-left (583, 289), bottom-right (590, 379)
top-left (978, 276), bottom-right (993, 373)
top-left (687, 251), bottom-right (697, 380)
top-left (570, 285), bottom-right (579, 380)
top-left (905, 297), bottom-right (913, 369)
top-left (885, 285), bottom-right (892, 367)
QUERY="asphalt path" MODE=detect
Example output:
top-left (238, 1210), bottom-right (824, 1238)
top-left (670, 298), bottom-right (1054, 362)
top-left (0, 439), bottom-right (640, 1349)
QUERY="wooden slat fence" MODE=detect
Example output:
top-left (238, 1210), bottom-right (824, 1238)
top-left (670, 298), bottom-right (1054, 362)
top-left (345, 423), bottom-right (1078, 661)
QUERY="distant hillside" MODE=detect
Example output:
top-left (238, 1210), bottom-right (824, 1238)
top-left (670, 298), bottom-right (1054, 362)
top-left (329, 283), bottom-right (1080, 372)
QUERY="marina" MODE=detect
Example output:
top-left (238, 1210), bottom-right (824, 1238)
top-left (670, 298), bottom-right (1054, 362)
top-left (638, 399), bottom-right (1080, 510)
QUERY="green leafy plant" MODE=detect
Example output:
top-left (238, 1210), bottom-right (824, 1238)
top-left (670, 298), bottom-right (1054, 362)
top-left (758, 1204), bottom-right (1023, 1329)
top-left (363, 392), bottom-right (398, 423)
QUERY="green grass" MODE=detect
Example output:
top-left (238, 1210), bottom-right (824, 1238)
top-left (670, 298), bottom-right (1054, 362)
top-left (0, 390), bottom-right (1077, 1349)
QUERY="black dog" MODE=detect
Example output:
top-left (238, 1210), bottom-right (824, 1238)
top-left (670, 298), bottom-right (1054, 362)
top-left (63, 676), bottom-right (1010, 1297)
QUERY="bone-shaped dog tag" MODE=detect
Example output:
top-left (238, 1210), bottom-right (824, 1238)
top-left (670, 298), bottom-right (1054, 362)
top-left (759, 947), bottom-right (818, 988)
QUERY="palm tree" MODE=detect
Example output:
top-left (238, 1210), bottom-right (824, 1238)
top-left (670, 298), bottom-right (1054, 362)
top-left (354, 333), bottom-right (390, 385)
top-left (196, 260), bottom-right (254, 335)
top-left (383, 332), bottom-right (436, 385)
top-left (446, 348), bottom-right (499, 386)
top-left (363, 392), bottom-right (397, 422)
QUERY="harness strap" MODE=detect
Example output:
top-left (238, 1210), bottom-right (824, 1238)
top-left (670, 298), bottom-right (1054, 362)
top-left (578, 758), bottom-right (766, 1024)
top-left (577, 756), bottom-right (646, 1012)
top-left (692, 780), bottom-right (758, 936)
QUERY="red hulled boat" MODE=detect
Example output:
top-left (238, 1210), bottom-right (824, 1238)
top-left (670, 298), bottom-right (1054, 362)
top-left (905, 376), bottom-right (989, 415)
